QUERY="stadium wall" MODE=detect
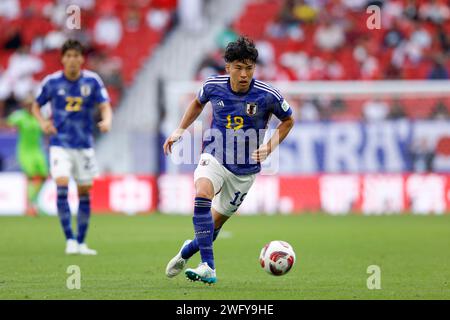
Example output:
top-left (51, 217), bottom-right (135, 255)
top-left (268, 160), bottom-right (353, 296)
top-left (1, 173), bottom-right (449, 216)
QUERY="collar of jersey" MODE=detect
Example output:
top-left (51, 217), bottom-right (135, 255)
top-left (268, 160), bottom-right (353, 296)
top-left (62, 70), bottom-right (83, 83)
top-left (227, 78), bottom-right (255, 96)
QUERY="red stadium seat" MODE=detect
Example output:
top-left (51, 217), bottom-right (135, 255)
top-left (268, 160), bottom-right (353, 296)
top-left (436, 136), bottom-right (450, 156)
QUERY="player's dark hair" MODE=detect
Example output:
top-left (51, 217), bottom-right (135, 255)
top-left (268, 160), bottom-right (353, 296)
top-left (61, 39), bottom-right (84, 56)
top-left (224, 36), bottom-right (258, 64)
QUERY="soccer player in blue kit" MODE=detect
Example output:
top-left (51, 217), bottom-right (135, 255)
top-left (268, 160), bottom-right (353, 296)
top-left (164, 37), bottom-right (294, 284)
top-left (31, 40), bottom-right (113, 255)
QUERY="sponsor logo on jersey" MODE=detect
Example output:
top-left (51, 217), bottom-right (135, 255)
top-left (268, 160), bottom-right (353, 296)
top-left (58, 88), bottom-right (66, 96)
top-left (217, 100), bottom-right (224, 107)
top-left (200, 159), bottom-right (209, 166)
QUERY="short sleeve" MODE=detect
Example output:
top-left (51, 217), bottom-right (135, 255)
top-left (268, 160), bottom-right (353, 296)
top-left (93, 76), bottom-right (109, 104)
top-left (7, 111), bottom-right (23, 127)
top-left (35, 78), bottom-right (51, 107)
top-left (272, 97), bottom-right (293, 120)
top-left (197, 82), bottom-right (210, 105)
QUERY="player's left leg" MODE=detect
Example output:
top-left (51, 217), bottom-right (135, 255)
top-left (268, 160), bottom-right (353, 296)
top-left (28, 152), bottom-right (49, 215)
top-left (26, 176), bottom-right (45, 216)
top-left (76, 184), bottom-right (97, 255)
top-left (18, 154), bottom-right (39, 216)
top-left (73, 148), bottom-right (99, 255)
top-left (49, 146), bottom-right (77, 254)
top-left (166, 208), bottom-right (228, 279)
top-left (180, 208), bottom-right (229, 259)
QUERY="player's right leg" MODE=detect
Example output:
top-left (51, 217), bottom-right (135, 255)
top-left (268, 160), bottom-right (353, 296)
top-left (166, 153), bottom-right (224, 282)
top-left (165, 208), bottom-right (229, 278)
top-left (184, 177), bottom-right (217, 283)
top-left (50, 146), bottom-right (77, 254)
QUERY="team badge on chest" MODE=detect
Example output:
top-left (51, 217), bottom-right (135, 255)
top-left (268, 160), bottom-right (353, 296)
top-left (246, 102), bottom-right (258, 116)
top-left (80, 84), bottom-right (91, 97)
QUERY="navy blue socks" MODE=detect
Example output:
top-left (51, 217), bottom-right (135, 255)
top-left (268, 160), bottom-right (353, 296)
top-left (77, 194), bottom-right (91, 244)
top-left (181, 227), bottom-right (222, 260)
top-left (189, 197), bottom-right (215, 269)
top-left (56, 186), bottom-right (74, 240)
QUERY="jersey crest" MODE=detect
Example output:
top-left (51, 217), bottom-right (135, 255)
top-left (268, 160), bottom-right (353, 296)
top-left (246, 102), bottom-right (258, 116)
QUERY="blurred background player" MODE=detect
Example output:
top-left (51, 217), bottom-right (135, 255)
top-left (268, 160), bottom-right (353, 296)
top-left (163, 36), bottom-right (294, 284)
top-left (31, 39), bottom-right (113, 255)
top-left (6, 94), bottom-right (48, 216)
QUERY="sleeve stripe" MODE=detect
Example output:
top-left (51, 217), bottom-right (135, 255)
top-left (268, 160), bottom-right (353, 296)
top-left (254, 84), bottom-right (282, 101)
top-left (83, 70), bottom-right (105, 87)
top-left (40, 70), bottom-right (63, 85)
top-left (204, 80), bottom-right (227, 86)
top-left (255, 81), bottom-right (282, 100)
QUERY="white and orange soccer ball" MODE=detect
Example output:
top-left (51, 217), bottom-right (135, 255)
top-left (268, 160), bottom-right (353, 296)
top-left (259, 240), bottom-right (296, 276)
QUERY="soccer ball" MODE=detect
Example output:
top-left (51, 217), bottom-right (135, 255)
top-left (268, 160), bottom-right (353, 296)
top-left (259, 240), bottom-right (296, 276)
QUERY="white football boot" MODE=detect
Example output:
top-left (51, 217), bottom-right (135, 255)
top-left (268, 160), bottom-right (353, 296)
top-left (65, 239), bottom-right (79, 255)
top-left (78, 243), bottom-right (98, 255)
top-left (166, 239), bottom-right (192, 278)
top-left (185, 262), bottom-right (217, 284)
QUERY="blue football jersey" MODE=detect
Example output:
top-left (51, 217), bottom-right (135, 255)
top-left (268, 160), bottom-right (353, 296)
top-left (35, 70), bottom-right (109, 149)
top-left (197, 75), bottom-right (292, 175)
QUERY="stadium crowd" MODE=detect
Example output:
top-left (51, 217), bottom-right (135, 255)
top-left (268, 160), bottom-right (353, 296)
top-left (195, 0), bottom-right (450, 121)
top-left (0, 0), bottom-right (177, 121)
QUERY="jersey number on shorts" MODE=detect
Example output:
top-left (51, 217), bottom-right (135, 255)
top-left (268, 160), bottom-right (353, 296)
top-left (226, 115), bottom-right (244, 131)
top-left (230, 191), bottom-right (247, 207)
top-left (65, 97), bottom-right (83, 112)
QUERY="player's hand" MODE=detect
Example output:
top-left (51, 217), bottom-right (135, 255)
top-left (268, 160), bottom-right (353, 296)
top-left (41, 120), bottom-right (57, 135)
top-left (252, 144), bottom-right (271, 163)
top-left (98, 119), bottom-right (112, 133)
top-left (163, 129), bottom-right (184, 155)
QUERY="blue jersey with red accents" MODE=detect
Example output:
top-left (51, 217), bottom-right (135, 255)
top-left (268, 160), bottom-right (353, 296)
top-left (197, 75), bottom-right (292, 175)
top-left (35, 70), bottom-right (109, 149)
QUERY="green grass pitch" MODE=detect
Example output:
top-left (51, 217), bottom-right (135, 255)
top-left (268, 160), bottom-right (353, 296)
top-left (0, 214), bottom-right (449, 299)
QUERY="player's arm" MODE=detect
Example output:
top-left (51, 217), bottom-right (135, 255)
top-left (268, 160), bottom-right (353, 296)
top-left (252, 115), bottom-right (294, 163)
top-left (163, 98), bottom-right (204, 155)
top-left (97, 101), bottom-right (113, 133)
top-left (31, 101), bottom-right (57, 135)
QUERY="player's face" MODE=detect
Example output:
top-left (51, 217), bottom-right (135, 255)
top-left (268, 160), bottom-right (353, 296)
top-left (61, 49), bottom-right (84, 75)
top-left (226, 60), bottom-right (255, 92)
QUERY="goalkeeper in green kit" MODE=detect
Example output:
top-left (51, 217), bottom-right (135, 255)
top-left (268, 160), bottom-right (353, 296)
top-left (7, 95), bottom-right (48, 215)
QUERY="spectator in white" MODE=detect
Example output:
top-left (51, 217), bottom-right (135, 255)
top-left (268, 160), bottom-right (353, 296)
top-left (0, 46), bottom-right (43, 102)
top-left (326, 58), bottom-right (344, 80)
top-left (409, 21), bottom-right (432, 50)
top-left (255, 40), bottom-right (275, 66)
top-left (94, 11), bottom-right (123, 48)
top-left (280, 51), bottom-right (311, 80)
top-left (314, 19), bottom-right (345, 52)
top-left (382, 0), bottom-right (404, 28)
top-left (363, 98), bottom-right (389, 121)
top-left (57, 0), bottom-right (95, 10)
top-left (361, 55), bottom-right (380, 79)
top-left (146, 8), bottom-right (171, 31)
top-left (0, 0), bottom-right (20, 20)
top-left (341, 0), bottom-right (368, 11)
top-left (299, 99), bottom-right (320, 121)
top-left (178, 0), bottom-right (205, 33)
top-left (419, 0), bottom-right (450, 25)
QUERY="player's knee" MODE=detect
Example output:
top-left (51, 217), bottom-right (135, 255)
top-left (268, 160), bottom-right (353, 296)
top-left (195, 189), bottom-right (214, 200)
top-left (55, 177), bottom-right (69, 186)
top-left (77, 185), bottom-right (92, 196)
top-left (195, 178), bottom-right (214, 200)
